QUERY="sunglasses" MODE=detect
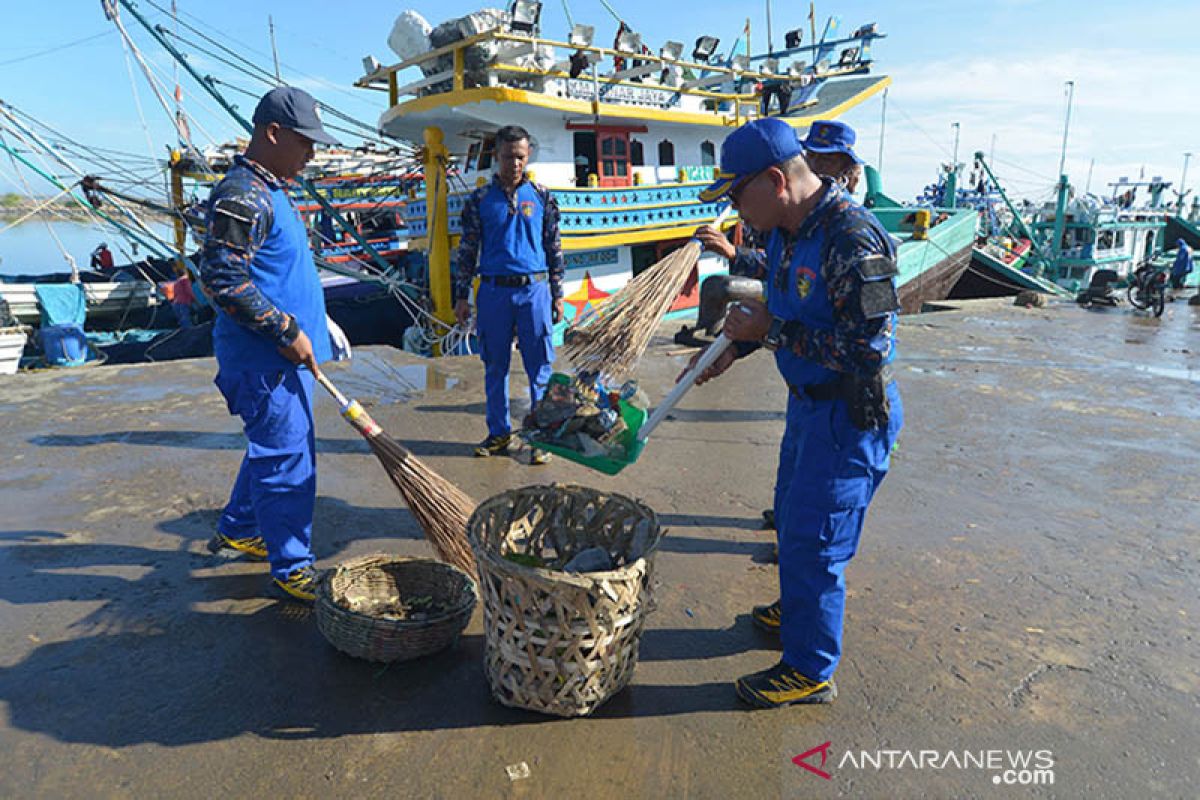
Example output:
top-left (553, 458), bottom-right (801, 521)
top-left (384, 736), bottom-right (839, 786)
top-left (728, 168), bottom-right (768, 209)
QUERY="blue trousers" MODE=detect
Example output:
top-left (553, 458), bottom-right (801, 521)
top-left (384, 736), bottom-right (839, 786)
top-left (476, 279), bottom-right (554, 437)
top-left (215, 368), bottom-right (316, 580)
top-left (776, 382), bottom-right (903, 682)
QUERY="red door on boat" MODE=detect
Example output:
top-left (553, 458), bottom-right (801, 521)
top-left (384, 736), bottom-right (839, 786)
top-left (597, 131), bottom-right (632, 188)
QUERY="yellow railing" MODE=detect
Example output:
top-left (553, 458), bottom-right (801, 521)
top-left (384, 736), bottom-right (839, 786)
top-left (356, 27), bottom-right (865, 114)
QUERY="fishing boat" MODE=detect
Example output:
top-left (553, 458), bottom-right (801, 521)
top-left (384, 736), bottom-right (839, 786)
top-left (0, 326), bottom-right (28, 374)
top-left (354, 6), bottom-right (973, 336)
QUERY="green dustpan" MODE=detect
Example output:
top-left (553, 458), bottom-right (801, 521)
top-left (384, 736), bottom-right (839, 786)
top-left (526, 335), bottom-right (733, 475)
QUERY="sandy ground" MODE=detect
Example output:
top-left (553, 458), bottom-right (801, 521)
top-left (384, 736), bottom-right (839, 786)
top-left (0, 297), bottom-right (1197, 799)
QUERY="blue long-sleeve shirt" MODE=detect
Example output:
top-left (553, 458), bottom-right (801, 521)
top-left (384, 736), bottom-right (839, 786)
top-left (454, 174), bottom-right (564, 301)
top-left (200, 154), bottom-right (329, 370)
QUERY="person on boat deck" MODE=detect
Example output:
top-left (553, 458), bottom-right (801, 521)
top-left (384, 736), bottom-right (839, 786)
top-left (686, 117), bottom-right (903, 707)
top-left (199, 86), bottom-right (338, 604)
top-left (1170, 239), bottom-right (1193, 290)
top-left (454, 124), bottom-right (564, 464)
top-left (90, 243), bottom-right (114, 271)
top-left (801, 120), bottom-right (863, 195)
top-left (160, 273), bottom-right (195, 329)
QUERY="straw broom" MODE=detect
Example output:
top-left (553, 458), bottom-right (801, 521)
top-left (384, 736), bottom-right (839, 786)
top-left (564, 206), bottom-right (733, 381)
top-left (315, 373), bottom-right (477, 579)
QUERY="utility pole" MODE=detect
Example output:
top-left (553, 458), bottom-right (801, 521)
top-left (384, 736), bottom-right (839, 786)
top-left (268, 15), bottom-right (282, 84)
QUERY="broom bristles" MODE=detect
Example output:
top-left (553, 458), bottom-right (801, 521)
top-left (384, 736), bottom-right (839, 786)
top-left (340, 405), bottom-right (478, 578)
top-left (368, 433), bottom-right (478, 578)
top-left (563, 240), bottom-right (702, 380)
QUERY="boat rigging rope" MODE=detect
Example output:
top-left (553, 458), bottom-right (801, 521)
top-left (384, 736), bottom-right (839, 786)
top-left (0, 128), bottom-right (80, 277)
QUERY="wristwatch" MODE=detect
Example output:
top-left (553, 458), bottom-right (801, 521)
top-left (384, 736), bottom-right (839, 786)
top-left (763, 316), bottom-right (787, 351)
top-left (280, 314), bottom-right (300, 346)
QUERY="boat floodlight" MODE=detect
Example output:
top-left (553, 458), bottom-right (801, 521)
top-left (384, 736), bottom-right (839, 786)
top-left (788, 60), bottom-right (808, 76)
top-left (361, 55), bottom-right (382, 77)
top-left (692, 35), bottom-right (720, 62)
top-left (764, 57), bottom-right (780, 74)
top-left (569, 23), bottom-right (595, 48)
top-left (731, 54), bottom-right (750, 72)
top-left (815, 58), bottom-right (831, 73)
top-left (510, 0), bottom-right (542, 34)
top-left (615, 28), bottom-right (643, 55)
top-left (660, 41), bottom-right (684, 61)
top-left (784, 28), bottom-right (803, 49)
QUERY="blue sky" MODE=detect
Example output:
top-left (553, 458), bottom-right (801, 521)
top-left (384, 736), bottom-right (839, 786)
top-left (2, 0), bottom-right (1198, 205)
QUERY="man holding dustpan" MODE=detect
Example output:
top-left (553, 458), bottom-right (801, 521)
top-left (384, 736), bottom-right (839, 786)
top-left (691, 118), bottom-right (904, 708)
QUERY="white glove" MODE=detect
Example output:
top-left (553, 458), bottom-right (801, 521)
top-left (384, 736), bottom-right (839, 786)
top-left (326, 315), bottom-right (352, 362)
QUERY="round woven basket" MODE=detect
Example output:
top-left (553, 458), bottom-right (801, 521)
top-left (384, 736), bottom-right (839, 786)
top-left (315, 555), bottom-right (477, 663)
top-left (467, 484), bottom-right (663, 717)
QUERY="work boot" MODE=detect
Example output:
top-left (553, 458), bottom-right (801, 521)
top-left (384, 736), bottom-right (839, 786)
top-left (529, 447), bottom-right (551, 465)
top-left (272, 565), bottom-right (324, 604)
top-left (473, 433), bottom-right (512, 457)
top-left (207, 532), bottom-right (268, 561)
top-left (735, 661), bottom-right (837, 708)
top-left (751, 599), bottom-right (782, 634)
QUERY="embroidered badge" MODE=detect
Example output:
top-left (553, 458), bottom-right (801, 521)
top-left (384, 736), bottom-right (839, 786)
top-left (520, 200), bottom-right (536, 218)
top-left (795, 266), bottom-right (817, 299)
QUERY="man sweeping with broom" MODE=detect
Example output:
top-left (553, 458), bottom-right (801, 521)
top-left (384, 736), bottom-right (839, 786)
top-left (200, 87), bottom-right (339, 603)
top-left (687, 118), bottom-right (903, 707)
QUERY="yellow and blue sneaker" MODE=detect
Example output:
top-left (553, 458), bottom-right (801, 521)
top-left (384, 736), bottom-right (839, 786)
top-left (207, 532), bottom-right (267, 561)
top-left (751, 599), bottom-right (782, 634)
top-left (272, 565), bottom-right (323, 604)
top-left (736, 661), bottom-right (837, 708)
top-left (473, 433), bottom-right (512, 457)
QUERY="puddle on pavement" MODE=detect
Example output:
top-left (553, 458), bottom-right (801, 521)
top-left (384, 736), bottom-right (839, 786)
top-left (334, 352), bottom-right (462, 406)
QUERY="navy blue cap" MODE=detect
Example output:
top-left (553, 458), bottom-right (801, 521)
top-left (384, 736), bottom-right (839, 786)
top-left (251, 86), bottom-right (340, 147)
top-left (801, 120), bottom-right (862, 165)
top-left (700, 118), bottom-right (802, 202)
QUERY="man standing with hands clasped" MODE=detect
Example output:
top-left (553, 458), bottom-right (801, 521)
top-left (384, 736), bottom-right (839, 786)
top-left (687, 118), bottom-right (904, 707)
top-left (454, 125), bottom-right (565, 464)
top-left (201, 86), bottom-right (338, 603)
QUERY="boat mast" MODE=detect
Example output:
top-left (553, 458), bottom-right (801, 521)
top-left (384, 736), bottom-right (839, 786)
top-left (766, 0), bottom-right (773, 53)
top-left (1051, 80), bottom-right (1075, 273)
top-left (946, 122), bottom-right (960, 209)
top-left (877, 87), bottom-right (888, 172)
top-left (1084, 158), bottom-right (1095, 194)
top-left (1178, 152), bottom-right (1192, 214)
top-left (268, 15), bottom-right (282, 84)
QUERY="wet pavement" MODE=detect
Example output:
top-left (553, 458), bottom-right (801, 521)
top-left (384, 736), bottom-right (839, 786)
top-left (0, 297), bottom-right (1197, 798)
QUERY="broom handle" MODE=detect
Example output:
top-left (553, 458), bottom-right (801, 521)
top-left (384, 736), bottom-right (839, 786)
top-left (693, 205), bottom-right (735, 242)
top-left (314, 372), bottom-right (351, 410)
top-left (637, 333), bottom-right (733, 442)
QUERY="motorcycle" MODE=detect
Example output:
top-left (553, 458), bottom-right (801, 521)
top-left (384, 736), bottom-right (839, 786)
top-left (1127, 261), bottom-right (1167, 317)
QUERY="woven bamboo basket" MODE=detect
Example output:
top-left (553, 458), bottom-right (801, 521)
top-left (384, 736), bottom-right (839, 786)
top-left (467, 484), bottom-right (663, 717)
top-left (315, 555), bottom-right (477, 663)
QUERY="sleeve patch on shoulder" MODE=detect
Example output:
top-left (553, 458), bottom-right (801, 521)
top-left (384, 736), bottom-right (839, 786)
top-left (860, 278), bottom-right (900, 319)
top-left (210, 198), bottom-right (258, 250)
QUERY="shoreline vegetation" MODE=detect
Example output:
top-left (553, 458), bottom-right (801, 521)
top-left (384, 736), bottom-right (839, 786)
top-left (0, 192), bottom-right (168, 224)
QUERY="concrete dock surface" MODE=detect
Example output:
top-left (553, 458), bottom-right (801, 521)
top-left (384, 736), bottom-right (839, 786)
top-left (0, 297), bottom-right (1196, 798)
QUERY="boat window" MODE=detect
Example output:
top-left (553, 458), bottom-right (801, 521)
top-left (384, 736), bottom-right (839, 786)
top-left (1097, 230), bottom-right (1114, 250)
top-left (658, 140), bottom-right (675, 166)
top-left (478, 135), bottom-right (497, 171)
top-left (465, 142), bottom-right (480, 172)
top-left (700, 141), bottom-right (716, 166)
top-left (602, 137), bottom-right (614, 156)
top-left (630, 140), bottom-right (644, 167)
top-left (1114, 230), bottom-right (1126, 248)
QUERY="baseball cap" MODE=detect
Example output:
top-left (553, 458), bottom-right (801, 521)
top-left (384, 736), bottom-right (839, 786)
top-left (251, 86), bottom-right (340, 147)
top-left (801, 120), bottom-right (863, 165)
top-left (699, 118), bottom-right (802, 202)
